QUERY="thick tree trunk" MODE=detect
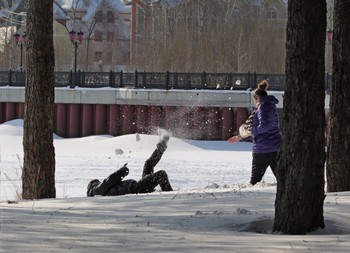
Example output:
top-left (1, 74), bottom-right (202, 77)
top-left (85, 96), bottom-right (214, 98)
top-left (273, 0), bottom-right (326, 234)
top-left (22, 0), bottom-right (56, 199)
top-left (326, 0), bottom-right (350, 192)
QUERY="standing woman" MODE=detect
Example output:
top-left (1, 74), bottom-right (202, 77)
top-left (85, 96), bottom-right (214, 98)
top-left (228, 80), bottom-right (281, 185)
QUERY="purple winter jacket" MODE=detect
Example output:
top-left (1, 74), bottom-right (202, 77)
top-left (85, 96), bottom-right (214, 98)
top-left (251, 95), bottom-right (281, 154)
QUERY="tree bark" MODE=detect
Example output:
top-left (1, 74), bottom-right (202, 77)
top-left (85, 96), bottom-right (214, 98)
top-left (22, 0), bottom-right (56, 199)
top-left (326, 0), bottom-right (350, 192)
top-left (273, 0), bottom-right (326, 234)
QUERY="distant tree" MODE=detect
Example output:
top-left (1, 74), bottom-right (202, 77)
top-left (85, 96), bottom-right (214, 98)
top-left (82, 20), bottom-right (96, 71)
top-left (0, 26), bottom-right (17, 70)
top-left (326, 0), bottom-right (350, 192)
top-left (55, 0), bottom-right (87, 71)
top-left (273, 0), bottom-right (326, 234)
top-left (136, 1), bottom-right (286, 73)
top-left (22, 0), bottom-right (56, 199)
top-left (53, 20), bottom-right (72, 71)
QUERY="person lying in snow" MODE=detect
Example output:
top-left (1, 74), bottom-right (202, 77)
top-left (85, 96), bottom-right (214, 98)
top-left (87, 134), bottom-right (173, 197)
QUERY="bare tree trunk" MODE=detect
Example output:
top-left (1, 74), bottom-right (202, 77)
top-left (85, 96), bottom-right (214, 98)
top-left (84, 21), bottom-right (96, 71)
top-left (22, 0), bottom-right (56, 199)
top-left (326, 0), bottom-right (350, 192)
top-left (273, 0), bottom-right (326, 234)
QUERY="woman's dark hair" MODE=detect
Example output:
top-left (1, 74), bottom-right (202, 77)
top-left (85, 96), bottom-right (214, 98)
top-left (253, 80), bottom-right (269, 99)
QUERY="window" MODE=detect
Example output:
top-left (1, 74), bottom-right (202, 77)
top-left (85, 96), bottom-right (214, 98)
top-left (107, 32), bottom-right (114, 42)
top-left (105, 52), bottom-right (112, 64)
top-left (122, 52), bottom-right (130, 65)
top-left (95, 11), bottom-right (103, 22)
top-left (231, 5), bottom-right (241, 21)
top-left (136, 6), bottom-right (144, 34)
top-left (106, 11), bottom-right (115, 23)
top-left (95, 51), bottom-right (102, 62)
top-left (94, 31), bottom-right (103, 41)
top-left (266, 7), bottom-right (278, 20)
top-left (233, 5), bottom-right (241, 14)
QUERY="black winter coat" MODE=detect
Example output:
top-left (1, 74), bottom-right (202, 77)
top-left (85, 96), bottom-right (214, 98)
top-left (87, 166), bottom-right (137, 196)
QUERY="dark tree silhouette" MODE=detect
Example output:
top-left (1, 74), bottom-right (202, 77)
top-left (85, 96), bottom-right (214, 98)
top-left (22, 0), bottom-right (56, 199)
top-left (273, 0), bottom-right (326, 234)
top-left (326, 0), bottom-right (350, 192)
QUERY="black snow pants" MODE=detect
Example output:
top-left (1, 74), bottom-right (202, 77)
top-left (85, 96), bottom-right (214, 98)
top-left (250, 152), bottom-right (277, 185)
top-left (136, 144), bottom-right (173, 193)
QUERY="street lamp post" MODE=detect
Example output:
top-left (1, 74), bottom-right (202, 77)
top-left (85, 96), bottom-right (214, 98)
top-left (69, 30), bottom-right (84, 87)
top-left (69, 30), bottom-right (84, 72)
top-left (14, 31), bottom-right (28, 71)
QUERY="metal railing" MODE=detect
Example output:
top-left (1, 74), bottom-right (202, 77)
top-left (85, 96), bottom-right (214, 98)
top-left (0, 70), bottom-right (332, 91)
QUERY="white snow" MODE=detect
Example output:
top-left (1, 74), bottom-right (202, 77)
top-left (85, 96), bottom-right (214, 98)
top-left (1, 119), bottom-right (350, 252)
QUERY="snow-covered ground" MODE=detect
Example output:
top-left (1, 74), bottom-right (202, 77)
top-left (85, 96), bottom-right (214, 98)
top-left (0, 119), bottom-right (275, 201)
top-left (1, 119), bottom-right (350, 252)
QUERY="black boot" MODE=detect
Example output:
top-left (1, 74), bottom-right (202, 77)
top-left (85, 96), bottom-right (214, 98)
top-left (142, 135), bottom-right (170, 178)
top-left (157, 134), bottom-right (170, 153)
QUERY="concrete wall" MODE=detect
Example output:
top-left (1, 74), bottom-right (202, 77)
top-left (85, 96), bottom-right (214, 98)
top-left (0, 87), bottom-right (329, 140)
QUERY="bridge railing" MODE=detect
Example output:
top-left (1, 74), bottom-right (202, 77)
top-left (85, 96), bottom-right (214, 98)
top-left (0, 70), bottom-right (332, 91)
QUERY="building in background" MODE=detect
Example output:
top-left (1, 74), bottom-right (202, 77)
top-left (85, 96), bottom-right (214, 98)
top-left (53, 0), bottom-right (131, 72)
top-left (0, 0), bottom-right (131, 72)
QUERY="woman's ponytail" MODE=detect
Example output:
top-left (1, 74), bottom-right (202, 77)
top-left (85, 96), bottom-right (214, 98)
top-left (253, 80), bottom-right (269, 99)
